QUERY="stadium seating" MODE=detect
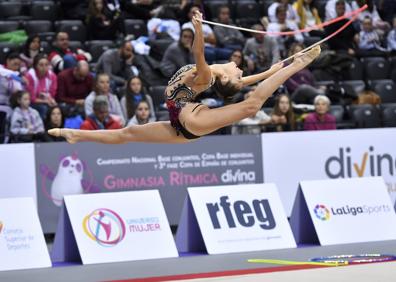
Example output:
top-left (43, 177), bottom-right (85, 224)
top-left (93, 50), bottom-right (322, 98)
top-left (369, 80), bottom-right (396, 104)
top-left (30, 1), bottom-right (57, 21)
top-left (149, 85), bottom-right (167, 112)
top-left (0, 21), bottom-right (20, 34)
top-left (381, 103), bottom-right (396, 127)
top-left (55, 20), bottom-right (86, 42)
top-left (23, 20), bottom-right (53, 35)
top-left (362, 57), bottom-right (390, 81)
top-left (124, 19), bottom-right (148, 39)
top-left (350, 104), bottom-right (381, 128)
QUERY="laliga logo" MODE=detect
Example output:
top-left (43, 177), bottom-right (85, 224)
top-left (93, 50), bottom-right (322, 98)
top-left (82, 209), bottom-right (126, 247)
top-left (0, 221), bottom-right (3, 234)
top-left (314, 204), bottom-right (330, 221)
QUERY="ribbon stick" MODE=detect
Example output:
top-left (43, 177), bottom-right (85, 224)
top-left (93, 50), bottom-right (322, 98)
top-left (199, 5), bottom-right (367, 37)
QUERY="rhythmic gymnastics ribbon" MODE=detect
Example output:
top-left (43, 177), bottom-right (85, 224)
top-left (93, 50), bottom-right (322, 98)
top-left (247, 259), bottom-right (346, 266)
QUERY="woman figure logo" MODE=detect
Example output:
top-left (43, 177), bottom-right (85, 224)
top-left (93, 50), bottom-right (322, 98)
top-left (82, 208), bottom-right (126, 247)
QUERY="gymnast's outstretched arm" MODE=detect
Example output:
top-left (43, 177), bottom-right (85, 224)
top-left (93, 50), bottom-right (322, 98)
top-left (241, 62), bottom-right (284, 87)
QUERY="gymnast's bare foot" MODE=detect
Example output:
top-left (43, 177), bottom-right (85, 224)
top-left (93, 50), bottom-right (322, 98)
top-left (48, 128), bottom-right (78, 144)
top-left (293, 45), bottom-right (321, 68)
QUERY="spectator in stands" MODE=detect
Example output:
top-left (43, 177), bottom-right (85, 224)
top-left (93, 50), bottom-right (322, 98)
top-left (147, 6), bottom-right (181, 41)
top-left (285, 43), bottom-right (323, 104)
top-left (19, 34), bottom-right (42, 74)
top-left (10, 91), bottom-right (46, 142)
top-left (352, 0), bottom-right (390, 35)
top-left (229, 49), bottom-right (251, 76)
top-left (388, 16), bottom-right (396, 54)
top-left (324, 0), bottom-right (358, 55)
top-left (80, 95), bottom-right (122, 130)
top-left (293, 0), bottom-right (324, 37)
top-left (243, 24), bottom-right (280, 73)
top-left (325, 0), bottom-right (352, 21)
top-left (49, 32), bottom-right (92, 74)
top-left (86, 0), bottom-right (124, 40)
top-left (304, 95), bottom-right (336, 130)
top-left (182, 5), bottom-right (232, 63)
top-left (160, 28), bottom-right (194, 78)
top-left (57, 61), bottom-right (93, 116)
top-left (232, 87), bottom-right (272, 134)
top-left (268, 5), bottom-right (304, 57)
top-left (96, 41), bottom-right (138, 88)
top-left (213, 5), bottom-right (245, 50)
top-left (268, 0), bottom-right (300, 24)
top-left (127, 100), bottom-right (151, 126)
top-left (120, 76), bottom-right (155, 123)
top-left (85, 73), bottom-right (125, 125)
top-left (377, 0), bottom-right (396, 24)
top-left (271, 94), bottom-right (295, 131)
top-left (0, 53), bottom-right (25, 114)
top-left (356, 16), bottom-right (388, 56)
top-left (25, 54), bottom-right (57, 119)
top-left (44, 106), bottom-right (66, 142)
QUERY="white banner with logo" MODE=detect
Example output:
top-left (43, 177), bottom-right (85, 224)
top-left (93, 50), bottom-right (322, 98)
top-left (0, 144), bottom-right (36, 203)
top-left (0, 198), bottom-right (51, 271)
top-left (178, 184), bottom-right (296, 254)
top-left (261, 128), bottom-right (396, 216)
top-left (293, 177), bottom-right (396, 245)
top-left (63, 190), bottom-right (178, 264)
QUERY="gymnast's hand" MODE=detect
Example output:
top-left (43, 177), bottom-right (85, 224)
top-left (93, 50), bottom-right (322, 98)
top-left (192, 11), bottom-right (203, 33)
top-left (269, 62), bottom-right (284, 73)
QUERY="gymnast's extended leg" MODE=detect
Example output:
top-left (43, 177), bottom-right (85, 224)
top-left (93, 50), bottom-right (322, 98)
top-left (48, 121), bottom-right (190, 144)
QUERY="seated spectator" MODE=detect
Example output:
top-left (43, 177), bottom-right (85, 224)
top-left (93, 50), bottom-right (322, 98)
top-left (387, 16), bottom-right (396, 54)
top-left (57, 61), bottom-right (93, 116)
top-left (243, 24), bottom-right (280, 73)
top-left (0, 53), bottom-right (25, 119)
top-left (10, 91), bottom-right (46, 142)
top-left (268, 0), bottom-right (300, 24)
top-left (232, 87), bottom-right (272, 134)
top-left (325, 0), bottom-right (352, 21)
top-left (160, 28), bottom-right (194, 78)
top-left (285, 43), bottom-right (323, 104)
top-left (324, 0), bottom-right (358, 55)
top-left (127, 100), bottom-right (151, 126)
top-left (85, 73), bottom-right (125, 125)
top-left (80, 96), bottom-right (122, 130)
top-left (229, 49), bottom-right (251, 76)
top-left (147, 6), bottom-right (181, 41)
top-left (48, 32), bottom-right (92, 74)
top-left (44, 106), bottom-right (66, 142)
top-left (182, 5), bottom-right (232, 63)
top-left (213, 5), bottom-right (245, 50)
top-left (351, 0), bottom-right (390, 35)
top-left (268, 5), bottom-right (304, 57)
top-left (304, 95), bottom-right (336, 130)
top-left (271, 94), bottom-right (296, 131)
top-left (25, 54), bottom-right (57, 119)
top-left (356, 16), bottom-right (388, 56)
top-left (293, 0), bottom-right (324, 37)
top-left (19, 34), bottom-right (42, 74)
top-left (86, 0), bottom-right (124, 40)
top-left (120, 76), bottom-right (155, 123)
top-left (96, 41), bottom-right (139, 88)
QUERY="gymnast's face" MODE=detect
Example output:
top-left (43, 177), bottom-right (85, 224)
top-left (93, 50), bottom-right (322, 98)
top-left (221, 62), bottom-right (243, 89)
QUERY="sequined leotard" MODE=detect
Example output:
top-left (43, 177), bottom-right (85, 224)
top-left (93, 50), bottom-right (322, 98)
top-left (165, 64), bottom-right (214, 139)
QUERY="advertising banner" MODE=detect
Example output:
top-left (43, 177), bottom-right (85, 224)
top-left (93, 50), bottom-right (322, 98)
top-left (0, 198), bottom-right (51, 271)
top-left (35, 135), bottom-right (263, 233)
top-left (52, 190), bottom-right (177, 264)
top-left (290, 177), bottom-right (396, 245)
top-left (176, 184), bottom-right (296, 254)
top-left (261, 128), bottom-right (396, 216)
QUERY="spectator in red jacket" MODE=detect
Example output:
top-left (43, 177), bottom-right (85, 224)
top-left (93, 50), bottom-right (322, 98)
top-left (80, 95), bottom-right (122, 130)
top-left (57, 61), bottom-right (93, 116)
top-left (48, 32), bottom-right (92, 74)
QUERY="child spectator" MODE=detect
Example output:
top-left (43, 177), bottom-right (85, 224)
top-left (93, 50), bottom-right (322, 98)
top-left (271, 94), bottom-right (296, 131)
top-left (268, 0), bottom-right (300, 25)
top-left (127, 100), bottom-right (151, 126)
top-left (44, 106), bottom-right (66, 142)
top-left (356, 16), bottom-right (387, 56)
top-left (10, 91), bottom-right (46, 142)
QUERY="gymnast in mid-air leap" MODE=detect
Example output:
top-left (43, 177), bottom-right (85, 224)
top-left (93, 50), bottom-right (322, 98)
top-left (48, 11), bottom-right (321, 144)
